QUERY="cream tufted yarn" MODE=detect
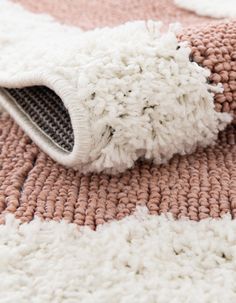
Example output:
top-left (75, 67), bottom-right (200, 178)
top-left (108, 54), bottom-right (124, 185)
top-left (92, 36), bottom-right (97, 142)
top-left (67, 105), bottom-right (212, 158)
top-left (0, 1), bottom-right (231, 173)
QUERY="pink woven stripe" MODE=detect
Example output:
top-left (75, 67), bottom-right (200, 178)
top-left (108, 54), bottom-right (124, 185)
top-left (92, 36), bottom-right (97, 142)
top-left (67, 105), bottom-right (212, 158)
top-left (12, 0), bottom-right (212, 30)
top-left (0, 113), bottom-right (235, 229)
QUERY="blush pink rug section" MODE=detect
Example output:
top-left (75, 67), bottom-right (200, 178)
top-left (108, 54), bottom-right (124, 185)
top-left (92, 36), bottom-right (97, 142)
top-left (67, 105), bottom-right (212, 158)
top-left (0, 0), bottom-right (235, 229)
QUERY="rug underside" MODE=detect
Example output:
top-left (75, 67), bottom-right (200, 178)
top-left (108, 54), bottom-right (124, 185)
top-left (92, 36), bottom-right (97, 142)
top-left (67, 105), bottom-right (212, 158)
top-left (1, 87), bottom-right (74, 152)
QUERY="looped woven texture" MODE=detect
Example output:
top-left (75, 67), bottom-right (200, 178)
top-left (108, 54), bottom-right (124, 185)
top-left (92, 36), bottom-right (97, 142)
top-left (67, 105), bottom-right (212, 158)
top-left (179, 21), bottom-right (236, 122)
top-left (0, 113), bottom-right (235, 230)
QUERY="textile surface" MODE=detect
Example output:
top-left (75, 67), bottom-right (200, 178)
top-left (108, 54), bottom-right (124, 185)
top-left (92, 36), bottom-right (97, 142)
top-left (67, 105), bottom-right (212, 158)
top-left (0, 0), bottom-right (235, 229)
top-left (1, 2), bottom-right (236, 302)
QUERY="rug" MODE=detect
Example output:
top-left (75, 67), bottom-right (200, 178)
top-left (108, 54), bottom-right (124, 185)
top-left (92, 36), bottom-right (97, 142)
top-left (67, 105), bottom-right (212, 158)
top-left (0, 0), bottom-right (236, 302)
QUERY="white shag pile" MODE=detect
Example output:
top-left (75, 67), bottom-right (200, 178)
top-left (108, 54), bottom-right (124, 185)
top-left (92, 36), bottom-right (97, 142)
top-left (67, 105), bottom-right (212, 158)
top-left (1, 209), bottom-right (236, 302)
top-left (0, 1), bottom-right (231, 173)
top-left (174, 0), bottom-right (236, 19)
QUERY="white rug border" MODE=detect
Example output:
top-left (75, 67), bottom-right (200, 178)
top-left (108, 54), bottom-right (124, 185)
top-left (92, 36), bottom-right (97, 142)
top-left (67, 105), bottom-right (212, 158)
top-left (1, 208), bottom-right (236, 302)
top-left (174, 0), bottom-right (236, 19)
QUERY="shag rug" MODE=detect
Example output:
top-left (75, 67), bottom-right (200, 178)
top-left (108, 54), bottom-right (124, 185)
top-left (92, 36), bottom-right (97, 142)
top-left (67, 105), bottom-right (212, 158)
top-left (0, 0), bottom-right (235, 302)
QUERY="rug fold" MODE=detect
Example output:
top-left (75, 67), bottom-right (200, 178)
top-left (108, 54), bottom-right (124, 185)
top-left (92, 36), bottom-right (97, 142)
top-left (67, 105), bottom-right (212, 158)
top-left (0, 1), bottom-right (234, 174)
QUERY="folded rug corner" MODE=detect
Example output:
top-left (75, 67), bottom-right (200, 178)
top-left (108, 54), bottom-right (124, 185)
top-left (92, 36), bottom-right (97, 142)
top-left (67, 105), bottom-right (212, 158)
top-left (0, 0), bottom-right (233, 174)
